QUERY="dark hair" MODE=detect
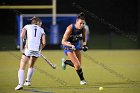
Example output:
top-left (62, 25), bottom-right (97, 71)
top-left (77, 12), bottom-right (85, 20)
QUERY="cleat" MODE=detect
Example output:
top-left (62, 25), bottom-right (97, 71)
top-left (15, 84), bottom-right (23, 90)
top-left (61, 58), bottom-right (66, 70)
top-left (80, 80), bottom-right (87, 85)
top-left (24, 80), bottom-right (31, 86)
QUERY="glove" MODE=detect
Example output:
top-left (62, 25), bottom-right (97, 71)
top-left (71, 45), bottom-right (76, 50)
top-left (82, 45), bottom-right (88, 51)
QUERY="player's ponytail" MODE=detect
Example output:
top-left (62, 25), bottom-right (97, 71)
top-left (77, 12), bottom-right (85, 20)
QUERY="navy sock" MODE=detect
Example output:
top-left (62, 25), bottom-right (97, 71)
top-left (64, 60), bottom-right (74, 67)
top-left (76, 69), bottom-right (85, 81)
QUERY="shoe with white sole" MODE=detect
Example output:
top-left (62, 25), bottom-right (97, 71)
top-left (80, 80), bottom-right (87, 85)
top-left (15, 84), bottom-right (23, 90)
top-left (61, 58), bottom-right (66, 70)
top-left (24, 80), bottom-right (31, 86)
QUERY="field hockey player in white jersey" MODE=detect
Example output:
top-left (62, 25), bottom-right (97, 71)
top-left (15, 17), bottom-right (46, 90)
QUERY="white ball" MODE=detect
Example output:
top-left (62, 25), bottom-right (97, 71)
top-left (99, 87), bottom-right (103, 91)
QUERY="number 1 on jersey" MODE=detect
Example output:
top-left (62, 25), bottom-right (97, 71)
top-left (34, 26), bottom-right (37, 37)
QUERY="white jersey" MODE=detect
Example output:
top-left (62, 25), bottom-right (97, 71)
top-left (23, 24), bottom-right (45, 51)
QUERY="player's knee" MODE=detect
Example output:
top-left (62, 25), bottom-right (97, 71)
top-left (19, 66), bottom-right (26, 70)
top-left (29, 65), bottom-right (33, 68)
top-left (74, 63), bottom-right (81, 70)
top-left (29, 61), bottom-right (36, 68)
top-left (29, 64), bottom-right (34, 68)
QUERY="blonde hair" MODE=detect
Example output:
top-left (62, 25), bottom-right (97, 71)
top-left (31, 16), bottom-right (42, 26)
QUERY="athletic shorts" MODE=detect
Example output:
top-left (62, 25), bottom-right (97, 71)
top-left (63, 41), bottom-right (82, 55)
top-left (24, 49), bottom-right (41, 58)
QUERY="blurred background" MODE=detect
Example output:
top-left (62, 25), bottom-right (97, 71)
top-left (0, 0), bottom-right (139, 50)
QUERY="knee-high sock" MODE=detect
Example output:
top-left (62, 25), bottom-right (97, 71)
top-left (18, 69), bottom-right (24, 85)
top-left (64, 60), bottom-right (74, 67)
top-left (76, 68), bottom-right (85, 81)
top-left (26, 68), bottom-right (34, 81)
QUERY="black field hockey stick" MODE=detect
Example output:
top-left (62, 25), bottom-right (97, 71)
top-left (41, 54), bottom-right (56, 69)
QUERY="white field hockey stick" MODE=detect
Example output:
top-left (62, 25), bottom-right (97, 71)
top-left (41, 54), bottom-right (56, 69)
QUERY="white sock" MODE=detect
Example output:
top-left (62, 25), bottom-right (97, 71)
top-left (26, 68), bottom-right (34, 81)
top-left (18, 69), bottom-right (24, 86)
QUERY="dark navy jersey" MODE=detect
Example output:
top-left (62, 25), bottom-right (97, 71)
top-left (67, 24), bottom-right (84, 43)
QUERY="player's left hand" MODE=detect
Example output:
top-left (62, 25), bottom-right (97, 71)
top-left (82, 45), bottom-right (88, 52)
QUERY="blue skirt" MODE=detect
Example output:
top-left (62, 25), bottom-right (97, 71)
top-left (63, 41), bottom-right (82, 55)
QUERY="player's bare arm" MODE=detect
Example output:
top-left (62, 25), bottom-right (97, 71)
top-left (20, 28), bottom-right (27, 40)
top-left (82, 28), bottom-right (87, 46)
top-left (41, 34), bottom-right (46, 50)
top-left (62, 24), bottom-right (74, 47)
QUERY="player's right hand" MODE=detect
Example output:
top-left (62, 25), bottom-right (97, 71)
top-left (71, 45), bottom-right (76, 50)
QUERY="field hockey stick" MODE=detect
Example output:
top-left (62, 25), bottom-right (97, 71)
top-left (63, 45), bottom-right (88, 51)
top-left (63, 47), bottom-right (83, 50)
top-left (41, 54), bottom-right (56, 69)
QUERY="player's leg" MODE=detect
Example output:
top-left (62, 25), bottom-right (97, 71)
top-left (67, 51), bottom-right (86, 84)
top-left (63, 41), bottom-right (82, 68)
top-left (75, 50), bottom-right (87, 85)
top-left (15, 54), bottom-right (29, 90)
top-left (24, 56), bottom-right (37, 86)
top-left (67, 51), bottom-right (80, 70)
top-left (64, 59), bottom-right (74, 67)
top-left (75, 50), bottom-right (81, 64)
top-left (62, 57), bottom-right (74, 69)
top-left (61, 49), bottom-right (74, 70)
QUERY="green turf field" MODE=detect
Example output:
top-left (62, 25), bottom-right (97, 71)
top-left (0, 50), bottom-right (140, 93)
